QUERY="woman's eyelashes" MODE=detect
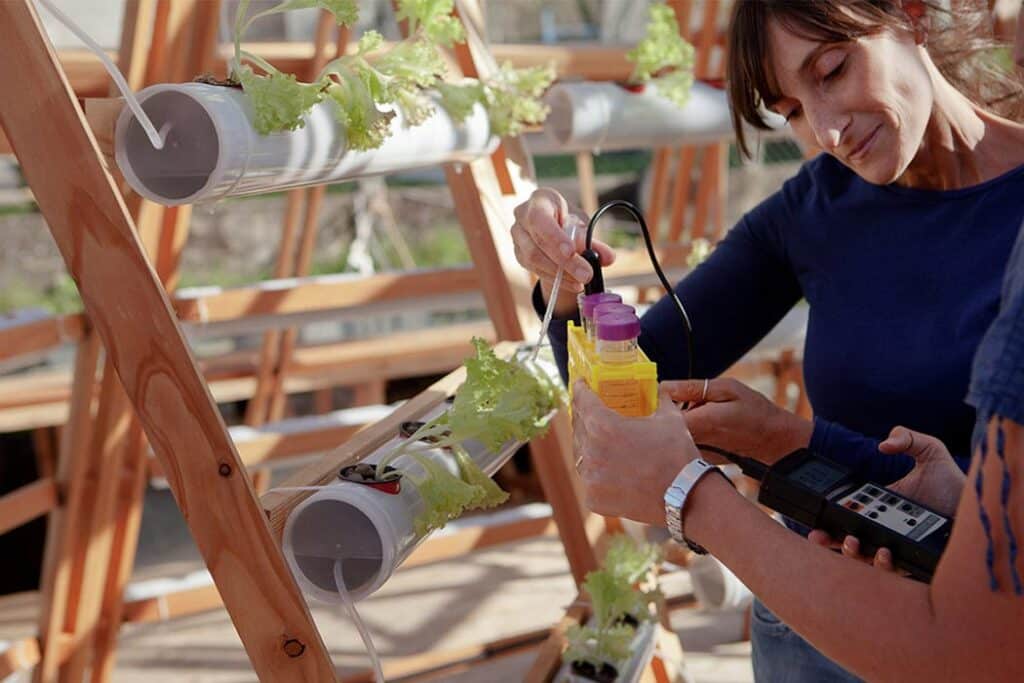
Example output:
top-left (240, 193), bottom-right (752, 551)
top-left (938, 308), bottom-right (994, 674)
top-left (823, 56), bottom-right (848, 83)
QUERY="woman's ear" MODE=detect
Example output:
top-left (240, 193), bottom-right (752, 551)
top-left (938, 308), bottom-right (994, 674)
top-left (901, 0), bottom-right (930, 46)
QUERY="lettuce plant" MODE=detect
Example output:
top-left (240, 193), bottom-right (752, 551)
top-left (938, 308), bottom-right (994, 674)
top-left (626, 3), bottom-right (696, 108)
top-left (564, 535), bottom-right (663, 674)
top-left (229, 0), bottom-right (554, 145)
top-left (375, 338), bottom-right (564, 535)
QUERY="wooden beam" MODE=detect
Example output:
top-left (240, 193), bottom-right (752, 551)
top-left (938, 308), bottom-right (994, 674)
top-left (0, 2), bottom-right (336, 679)
top-left (172, 267), bottom-right (481, 324)
top-left (119, 512), bottom-right (557, 624)
top-left (33, 333), bottom-right (99, 683)
top-left (0, 478), bottom-right (58, 535)
top-left (523, 601), bottom-right (588, 683)
top-left (0, 314), bottom-right (85, 365)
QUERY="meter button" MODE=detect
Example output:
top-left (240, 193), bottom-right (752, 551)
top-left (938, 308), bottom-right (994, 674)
top-left (868, 511), bottom-right (879, 519)
top-left (907, 519), bottom-right (917, 527)
top-left (883, 494), bottom-right (900, 505)
top-left (900, 503), bottom-right (913, 512)
top-left (877, 505), bottom-right (888, 512)
top-left (866, 487), bottom-right (882, 497)
top-left (855, 493), bottom-right (872, 504)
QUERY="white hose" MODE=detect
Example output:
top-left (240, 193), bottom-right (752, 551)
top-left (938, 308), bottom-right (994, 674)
top-left (35, 0), bottom-right (166, 150)
top-left (531, 220), bottom-right (580, 362)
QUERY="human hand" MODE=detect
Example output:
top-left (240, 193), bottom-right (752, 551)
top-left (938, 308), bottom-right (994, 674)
top-left (806, 425), bottom-right (963, 573)
top-left (807, 530), bottom-right (898, 572)
top-left (878, 426), bottom-right (964, 517)
top-left (572, 382), bottom-right (700, 525)
top-left (661, 378), bottom-right (814, 464)
top-left (510, 188), bottom-right (615, 317)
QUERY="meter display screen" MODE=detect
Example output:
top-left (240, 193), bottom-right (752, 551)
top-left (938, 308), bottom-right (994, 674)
top-left (789, 458), bottom-right (846, 493)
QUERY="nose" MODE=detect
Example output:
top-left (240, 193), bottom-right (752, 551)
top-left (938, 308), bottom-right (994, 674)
top-left (807, 105), bottom-right (850, 152)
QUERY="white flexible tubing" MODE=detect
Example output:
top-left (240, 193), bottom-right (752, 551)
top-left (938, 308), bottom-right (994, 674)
top-left (35, 0), bottom-right (166, 150)
top-left (531, 221), bottom-right (580, 362)
top-left (333, 562), bottom-right (386, 683)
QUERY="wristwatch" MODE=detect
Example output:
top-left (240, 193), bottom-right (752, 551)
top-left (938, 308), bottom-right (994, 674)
top-left (664, 458), bottom-right (730, 554)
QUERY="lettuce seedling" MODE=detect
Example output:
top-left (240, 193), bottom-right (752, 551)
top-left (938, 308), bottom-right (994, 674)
top-left (626, 3), bottom-right (696, 108)
top-left (564, 535), bottom-right (663, 674)
top-left (564, 623), bottom-right (635, 672)
top-left (375, 338), bottom-right (562, 535)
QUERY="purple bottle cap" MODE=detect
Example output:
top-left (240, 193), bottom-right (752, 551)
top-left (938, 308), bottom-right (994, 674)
top-left (580, 292), bottom-right (622, 318)
top-left (593, 303), bottom-right (635, 321)
top-left (596, 313), bottom-right (641, 342)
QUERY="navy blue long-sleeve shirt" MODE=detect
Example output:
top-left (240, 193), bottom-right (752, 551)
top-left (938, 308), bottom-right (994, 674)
top-left (543, 154), bottom-right (1024, 484)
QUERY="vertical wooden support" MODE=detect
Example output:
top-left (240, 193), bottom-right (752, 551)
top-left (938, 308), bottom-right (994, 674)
top-left (0, 2), bottom-right (337, 680)
top-left (445, 0), bottom-right (601, 582)
top-left (35, 334), bottom-right (100, 683)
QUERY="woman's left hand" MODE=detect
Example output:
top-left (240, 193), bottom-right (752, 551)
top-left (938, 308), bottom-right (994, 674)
top-left (572, 381), bottom-right (700, 525)
top-left (663, 378), bottom-right (814, 464)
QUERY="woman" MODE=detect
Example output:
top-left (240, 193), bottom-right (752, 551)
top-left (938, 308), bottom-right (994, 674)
top-left (571, 226), bottom-right (1024, 680)
top-left (512, 0), bottom-right (1024, 679)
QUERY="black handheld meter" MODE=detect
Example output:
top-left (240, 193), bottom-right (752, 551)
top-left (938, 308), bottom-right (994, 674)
top-left (705, 446), bottom-right (953, 582)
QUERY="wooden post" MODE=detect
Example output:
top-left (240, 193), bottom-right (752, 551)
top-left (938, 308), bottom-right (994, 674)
top-left (0, 2), bottom-right (337, 680)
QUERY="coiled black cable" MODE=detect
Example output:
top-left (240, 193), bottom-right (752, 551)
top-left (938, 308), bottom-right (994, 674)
top-left (584, 199), bottom-right (695, 380)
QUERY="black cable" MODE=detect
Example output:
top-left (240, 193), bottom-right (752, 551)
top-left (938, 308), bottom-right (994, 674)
top-left (584, 199), bottom-right (694, 380)
top-left (695, 443), bottom-right (769, 481)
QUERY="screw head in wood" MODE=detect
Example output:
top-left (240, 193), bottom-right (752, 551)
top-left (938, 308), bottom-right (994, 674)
top-left (283, 638), bottom-right (305, 657)
top-left (218, 463), bottom-right (232, 477)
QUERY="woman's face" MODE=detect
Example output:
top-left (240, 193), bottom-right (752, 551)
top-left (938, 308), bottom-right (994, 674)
top-left (766, 18), bottom-right (933, 184)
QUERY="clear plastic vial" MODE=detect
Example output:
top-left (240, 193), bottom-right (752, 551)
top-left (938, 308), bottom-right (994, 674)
top-left (592, 302), bottom-right (635, 322)
top-left (596, 313), bottom-right (641, 364)
top-left (579, 292), bottom-right (622, 341)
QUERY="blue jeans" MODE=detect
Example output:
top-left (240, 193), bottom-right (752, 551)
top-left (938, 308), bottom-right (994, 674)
top-left (750, 598), bottom-right (862, 683)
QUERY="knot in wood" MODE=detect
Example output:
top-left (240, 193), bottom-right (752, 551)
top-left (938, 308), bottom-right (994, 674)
top-left (218, 463), bottom-right (232, 477)
top-left (283, 638), bottom-right (305, 658)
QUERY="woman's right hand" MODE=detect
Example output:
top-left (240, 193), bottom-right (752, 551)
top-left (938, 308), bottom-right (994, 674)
top-left (511, 188), bottom-right (616, 317)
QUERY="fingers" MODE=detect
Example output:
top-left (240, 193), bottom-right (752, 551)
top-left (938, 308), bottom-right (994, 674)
top-left (512, 191), bottom-right (601, 286)
top-left (656, 384), bottom-right (683, 416)
top-left (661, 378), bottom-right (735, 404)
top-left (808, 529), bottom-right (837, 549)
top-left (839, 536), bottom-right (896, 572)
top-left (879, 425), bottom-right (947, 462)
top-left (873, 547), bottom-right (895, 572)
top-left (572, 380), bottom-right (613, 429)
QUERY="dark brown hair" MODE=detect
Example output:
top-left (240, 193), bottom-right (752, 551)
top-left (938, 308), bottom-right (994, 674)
top-left (727, 0), bottom-right (1024, 158)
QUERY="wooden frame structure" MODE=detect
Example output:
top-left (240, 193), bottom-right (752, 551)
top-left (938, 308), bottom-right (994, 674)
top-left (0, 1), bottom-right (620, 680)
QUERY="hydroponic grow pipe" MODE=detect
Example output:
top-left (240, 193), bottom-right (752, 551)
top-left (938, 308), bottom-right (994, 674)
top-left (114, 83), bottom-right (497, 206)
top-left (558, 621), bottom-right (658, 683)
top-left (281, 386), bottom-right (550, 603)
top-left (540, 80), bottom-right (786, 154)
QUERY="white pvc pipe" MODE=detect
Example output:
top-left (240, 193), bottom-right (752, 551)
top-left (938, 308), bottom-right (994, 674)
top-left (281, 406), bottom-right (525, 604)
top-left (114, 83), bottom-right (497, 206)
top-left (558, 621), bottom-right (658, 683)
top-left (540, 80), bottom-right (787, 154)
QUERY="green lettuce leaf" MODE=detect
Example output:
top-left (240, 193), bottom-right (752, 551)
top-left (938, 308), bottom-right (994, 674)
top-left (584, 569), bottom-right (650, 627)
top-left (278, 0), bottom-right (359, 26)
top-left (565, 623), bottom-right (635, 669)
top-left (451, 444), bottom-right (509, 510)
top-left (407, 452), bottom-right (480, 535)
top-left (394, 0), bottom-right (465, 47)
top-left (236, 65), bottom-right (326, 134)
top-left (446, 338), bottom-right (559, 451)
top-left (436, 81), bottom-right (486, 123)
top-left (627, 3), bottom-right (695, 108)
top-left (324, 68), bottom-right (395, 151)
top-left (482, 63), bottom-right (555, 137)
top-left (603, 534), bottom-right (661, 585)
